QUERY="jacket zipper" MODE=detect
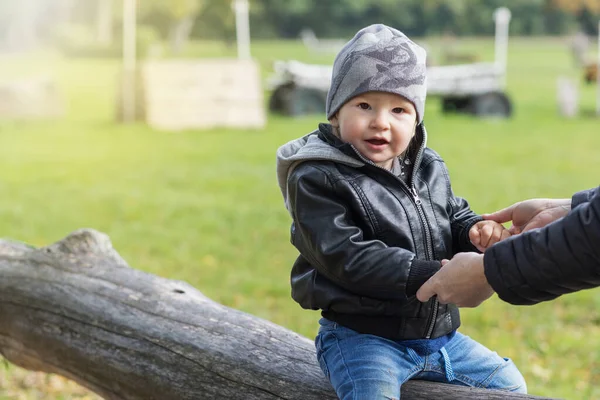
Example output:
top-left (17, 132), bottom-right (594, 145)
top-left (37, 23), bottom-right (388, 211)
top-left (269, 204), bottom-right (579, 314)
top-left (349, 143), bottom-right (439, 338)
top-left (407, 140), bottom-right (439, 339)
top-left (411, 186), bottom-right (439, 338)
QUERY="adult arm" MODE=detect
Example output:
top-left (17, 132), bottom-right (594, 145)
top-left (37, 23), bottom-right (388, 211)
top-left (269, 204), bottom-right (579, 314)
top-left (289, 165), bottom-right (440, 300)
top-left (484, 186), bottom-right (600, 305)
top-left (572, 187), bottom-right (598, 207)
top-left (480, 189), bottom-right (598, 234)
top-left (416, 186), bottom-right (600, 307)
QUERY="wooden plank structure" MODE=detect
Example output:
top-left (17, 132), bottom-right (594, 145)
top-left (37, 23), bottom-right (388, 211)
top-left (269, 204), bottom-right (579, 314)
top-left (141, 59), bottom-right (266, 131)
top-left (0, 77), bottom-right (64, 119)
top-left (0, 229), bottom-right (560, 399)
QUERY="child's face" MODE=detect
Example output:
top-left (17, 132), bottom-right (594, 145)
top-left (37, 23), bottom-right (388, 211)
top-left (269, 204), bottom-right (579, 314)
top-left (330, 91), bottom-right (417, 170)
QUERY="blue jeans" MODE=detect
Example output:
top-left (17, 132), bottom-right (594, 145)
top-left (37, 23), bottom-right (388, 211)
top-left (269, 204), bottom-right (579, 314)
top-left (315, 318), bottom-right (526, 400)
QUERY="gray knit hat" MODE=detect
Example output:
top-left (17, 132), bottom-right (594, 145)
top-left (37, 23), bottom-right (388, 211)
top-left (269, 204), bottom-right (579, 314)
top-left (326, 24), bottom-right (428, 124)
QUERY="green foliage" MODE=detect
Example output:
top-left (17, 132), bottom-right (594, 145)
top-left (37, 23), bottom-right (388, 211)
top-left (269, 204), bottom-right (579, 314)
top-left (242, 0), bottom-right (600, 38)
top-left (16, 0), bottom-right (598, 50)
top-left (192, 0), bottom-right (237, 42)
top-left (53, 24), bottom-right (160, 59)
top-left (139, 0), bottom-right (204, 21)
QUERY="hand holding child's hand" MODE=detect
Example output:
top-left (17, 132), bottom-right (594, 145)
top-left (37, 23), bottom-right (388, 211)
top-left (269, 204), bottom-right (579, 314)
top-left (469, 220), bottom-right (511, 253)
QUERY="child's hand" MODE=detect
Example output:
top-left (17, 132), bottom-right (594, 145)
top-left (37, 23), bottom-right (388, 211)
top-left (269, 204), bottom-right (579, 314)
top-left (469, 220), bottom-right (511, 253)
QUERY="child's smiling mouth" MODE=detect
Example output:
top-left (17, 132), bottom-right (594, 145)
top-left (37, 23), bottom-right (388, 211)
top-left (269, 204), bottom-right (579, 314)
top-left (366, 138), bottom-right (389, 146)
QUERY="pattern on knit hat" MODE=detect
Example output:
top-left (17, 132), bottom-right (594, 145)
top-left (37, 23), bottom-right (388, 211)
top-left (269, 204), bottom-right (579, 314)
top-left (326, 24), bottom-right (427, 123)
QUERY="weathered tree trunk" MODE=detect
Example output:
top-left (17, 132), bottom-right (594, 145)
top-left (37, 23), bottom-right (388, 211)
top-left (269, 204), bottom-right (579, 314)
top-left (0, 230), bottom-right (557, 399)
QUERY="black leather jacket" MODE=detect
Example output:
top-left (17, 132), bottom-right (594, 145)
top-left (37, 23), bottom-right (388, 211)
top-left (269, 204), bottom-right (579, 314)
top-left (276, 123), bottom-right (482, 340)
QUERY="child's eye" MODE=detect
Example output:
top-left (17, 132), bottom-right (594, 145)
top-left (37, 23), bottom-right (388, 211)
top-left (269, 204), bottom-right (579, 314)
top-left (392, 107), bottom-right (405, 114)
top-left (358, 103), bottom-right (370, 110)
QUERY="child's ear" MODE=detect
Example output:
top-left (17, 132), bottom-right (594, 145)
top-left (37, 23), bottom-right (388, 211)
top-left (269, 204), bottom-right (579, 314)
top-left (329, 115), bottom-right (339, 128)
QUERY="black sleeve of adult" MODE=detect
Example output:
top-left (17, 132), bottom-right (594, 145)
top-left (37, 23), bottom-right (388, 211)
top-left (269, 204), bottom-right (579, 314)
top-left (572, 187), bottom-right (598, 208)
top-left (483, 186), bottom-right (600, 305)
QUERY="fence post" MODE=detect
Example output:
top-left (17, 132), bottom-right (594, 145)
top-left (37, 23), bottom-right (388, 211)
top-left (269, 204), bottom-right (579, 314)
top-left (233, 0), bottom-right (251, 60)
top-left (122, 0), bottom-right (137, 123)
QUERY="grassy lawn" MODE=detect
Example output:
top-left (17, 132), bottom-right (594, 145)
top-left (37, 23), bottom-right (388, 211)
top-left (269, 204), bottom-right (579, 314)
top-left (1, 36), bottom-right (599, 399)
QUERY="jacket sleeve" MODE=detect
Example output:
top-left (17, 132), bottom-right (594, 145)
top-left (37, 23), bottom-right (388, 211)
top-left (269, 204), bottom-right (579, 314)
top-left (572, 187), bottom-right (597, 207)
top-left (288, 165), bottom-right (440, 300)
top-left (441, 163), bottom-right (482, 254)
top-left (483, 186), bottom-right (600, 305)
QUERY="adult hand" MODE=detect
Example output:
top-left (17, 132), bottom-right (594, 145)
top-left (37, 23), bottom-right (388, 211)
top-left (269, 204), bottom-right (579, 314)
top-left (416, 253), bottom-right (494, 307)
top-left (483, 198), bottom-right (571, 234)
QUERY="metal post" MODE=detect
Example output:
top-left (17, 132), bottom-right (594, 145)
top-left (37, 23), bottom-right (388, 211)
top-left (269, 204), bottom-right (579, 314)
top-left (233, 0), bottom-right (251, 59)
top-left (493, 7), bottom-right (511, 88)
top-left (122, 0), bottom-right (137, 123)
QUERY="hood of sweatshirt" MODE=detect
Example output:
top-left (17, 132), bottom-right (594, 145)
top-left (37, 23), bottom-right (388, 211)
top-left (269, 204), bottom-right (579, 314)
top-left (276, 122), bottom-right (427, 213)
top-left (276, 124), bottom-right (364, 213)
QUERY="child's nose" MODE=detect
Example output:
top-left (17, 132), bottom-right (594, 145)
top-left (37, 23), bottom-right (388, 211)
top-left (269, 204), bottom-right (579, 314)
top-left (370, 110), bottom-right (389, 130)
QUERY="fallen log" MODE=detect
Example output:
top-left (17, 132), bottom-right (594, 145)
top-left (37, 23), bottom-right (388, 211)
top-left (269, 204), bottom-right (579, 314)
top-left (0, 229), bottom-right (558, 399)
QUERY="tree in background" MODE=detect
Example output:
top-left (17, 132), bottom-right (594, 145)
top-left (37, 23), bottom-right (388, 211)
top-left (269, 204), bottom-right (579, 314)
top-left (0, 0), bottom-right (57, 52)
top-left (140, 0), bottom-right (205, 54)
top-left (577, 6), bottom-right (600, 35)
top-left (549, 0), bottom-right (599, 35)
top-left (192, 0), bottom-right (240, 46)
top-left (246, 0), bottom-right (598, 39)
top-left (1, 0), bottom-right (598, 54)
top-left (551, 0), bottom-right (600, 14)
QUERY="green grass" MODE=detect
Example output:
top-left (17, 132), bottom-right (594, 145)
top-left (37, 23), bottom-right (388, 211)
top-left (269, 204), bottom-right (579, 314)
top-left (1, 37), bottom-right (599, 399)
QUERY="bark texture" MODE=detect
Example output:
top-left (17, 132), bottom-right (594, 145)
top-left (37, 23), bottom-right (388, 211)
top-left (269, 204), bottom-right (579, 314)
top-left (0, 229), bottom-right (557, 399)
